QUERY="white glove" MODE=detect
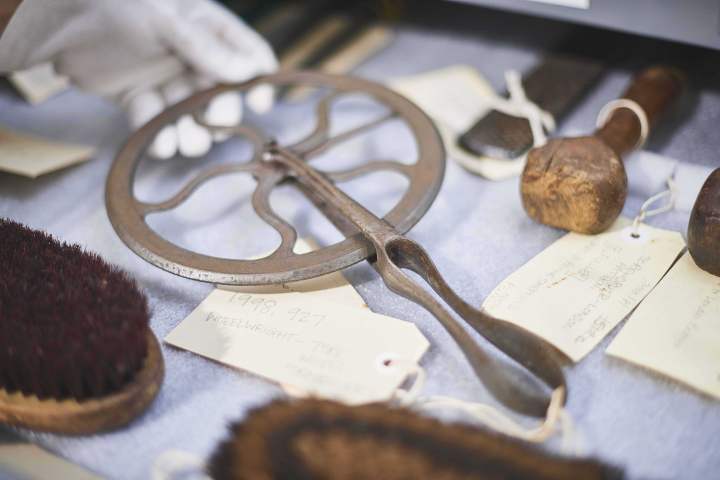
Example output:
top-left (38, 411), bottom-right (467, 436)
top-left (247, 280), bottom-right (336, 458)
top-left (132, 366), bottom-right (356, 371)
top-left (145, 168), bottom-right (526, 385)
top-left (0, 0), bottom-right (277, 159)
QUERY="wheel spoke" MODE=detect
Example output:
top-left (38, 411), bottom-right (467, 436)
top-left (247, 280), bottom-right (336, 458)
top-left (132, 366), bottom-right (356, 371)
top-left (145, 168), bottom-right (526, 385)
top-left (323, 160), bottom-right (413, 182)
top-left (288, 92), bottom-right (337, 153)
top-left (193, 113), bottom-right (268, 149)
top-left (251, 170), bottom-right (298, 258)
top-left (301, 112), bottom-right (398, 158)
top-left (137, 162), bottom-right (260, 215)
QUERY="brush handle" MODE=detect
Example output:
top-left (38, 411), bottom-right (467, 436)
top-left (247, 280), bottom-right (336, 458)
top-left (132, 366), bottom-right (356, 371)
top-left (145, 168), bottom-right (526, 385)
top-left (595, 66), bottom-right (684, 157)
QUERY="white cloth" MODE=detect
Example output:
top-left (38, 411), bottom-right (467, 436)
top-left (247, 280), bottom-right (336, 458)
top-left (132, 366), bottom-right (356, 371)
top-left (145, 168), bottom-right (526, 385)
top-left (0, 0), bottom-right (277, 159)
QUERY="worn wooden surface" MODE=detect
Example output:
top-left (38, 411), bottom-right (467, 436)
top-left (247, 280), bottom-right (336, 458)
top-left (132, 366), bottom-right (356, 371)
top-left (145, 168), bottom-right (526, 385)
top-left (521, 66), bottom-right (684, 233)
top-left (0, 331), bottom-right (163, 435)
top-left (688, 168), bottom-right (720, 276)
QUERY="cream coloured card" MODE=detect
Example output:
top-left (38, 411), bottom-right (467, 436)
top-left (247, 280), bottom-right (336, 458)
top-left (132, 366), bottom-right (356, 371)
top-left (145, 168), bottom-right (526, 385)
top-left (390, 65), bottom-right (494, 134)
top-left (389, 66), bottom-right (525, 180)
top-left (483, 219), bottom-right (686, 361)
top-left (0, 127), bottom-right (94, 177)
top-left (607, 252), bottom-right (720, 399)
top-left (218, 238), bottom-right (367, 309)
top-left (9, 63), bottom-right (69, 105)
top-left (165, 290), bottom-right (429, 404)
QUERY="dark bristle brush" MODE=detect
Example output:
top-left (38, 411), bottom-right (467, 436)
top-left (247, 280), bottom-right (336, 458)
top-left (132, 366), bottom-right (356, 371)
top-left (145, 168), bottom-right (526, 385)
top-left (0, 218), bottom-right (163, 434)
top-left (208, 399), bottom-right (623, 480)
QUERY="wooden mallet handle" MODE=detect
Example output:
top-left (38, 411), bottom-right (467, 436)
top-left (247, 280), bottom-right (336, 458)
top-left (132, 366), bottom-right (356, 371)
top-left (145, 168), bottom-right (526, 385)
top-left (596, 66), bottom-right (684, 157)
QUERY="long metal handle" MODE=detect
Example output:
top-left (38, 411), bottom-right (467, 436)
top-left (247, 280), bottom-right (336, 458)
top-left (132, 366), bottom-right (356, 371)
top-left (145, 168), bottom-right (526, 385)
top-left (272, 145), bottom-right (566, 417)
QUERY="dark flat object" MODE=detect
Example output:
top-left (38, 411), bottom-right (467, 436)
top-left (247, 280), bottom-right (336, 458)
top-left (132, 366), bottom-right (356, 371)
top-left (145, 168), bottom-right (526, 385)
top-left (688, 168), bottom-right (720, 276)
top-left (458, 55), bottom-right (605, 160)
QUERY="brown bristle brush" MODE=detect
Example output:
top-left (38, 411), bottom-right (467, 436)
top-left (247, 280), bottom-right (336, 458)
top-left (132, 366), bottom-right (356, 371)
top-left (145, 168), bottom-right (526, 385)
top-left (208, 399), bottom-right (623, 480)
top-left (0, 218), bottom-right (163, 434)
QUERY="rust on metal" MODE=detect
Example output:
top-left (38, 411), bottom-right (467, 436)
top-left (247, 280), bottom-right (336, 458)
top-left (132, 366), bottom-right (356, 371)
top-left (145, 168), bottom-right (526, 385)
top-left (107, 71), bottom-right (566, 417)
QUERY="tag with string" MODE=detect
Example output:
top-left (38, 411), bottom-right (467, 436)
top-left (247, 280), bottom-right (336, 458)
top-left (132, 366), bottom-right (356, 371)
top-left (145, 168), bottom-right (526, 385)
top-left (448, 70), bottom-right (556, 180)
top-left (483, 178), bottom-right (685, 361)
top-left (389, 67), bottom-right (554, 180)
top-left (165, 289), bottom-right (429, 405)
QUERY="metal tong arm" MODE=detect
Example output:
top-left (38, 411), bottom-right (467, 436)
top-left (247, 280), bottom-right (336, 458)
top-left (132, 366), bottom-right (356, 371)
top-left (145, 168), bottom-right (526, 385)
top-left (271, 145), bottom-right (566, 418)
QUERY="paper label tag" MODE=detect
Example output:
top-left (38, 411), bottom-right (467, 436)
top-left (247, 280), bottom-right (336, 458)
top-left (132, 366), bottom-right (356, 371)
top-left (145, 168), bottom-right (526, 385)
top-left (389, 66), bottom-right (525, 180)
top-left (9, 63), bottom-right (69, 105)
top-left (0, 127), bottom-right (94, 178)
top-left (165, 290), bottom-right (429, 404)
top-left (219, 238), bottom-right (367, 309)
top-left (483, 219), bottom-right (686, 361)
top-left (607, 252), bottom-right (720, 398)
top-left (390, 65), bottom-right (494, 133)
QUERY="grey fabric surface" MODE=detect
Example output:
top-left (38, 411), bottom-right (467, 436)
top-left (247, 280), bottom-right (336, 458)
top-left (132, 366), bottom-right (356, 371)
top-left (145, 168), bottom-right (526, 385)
top-left (1, 4), bottom-right (720, 479)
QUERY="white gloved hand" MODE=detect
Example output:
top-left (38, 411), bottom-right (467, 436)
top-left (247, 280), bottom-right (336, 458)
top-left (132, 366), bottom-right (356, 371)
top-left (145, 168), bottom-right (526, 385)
top-left (0, 0), bottom-right (277, 159)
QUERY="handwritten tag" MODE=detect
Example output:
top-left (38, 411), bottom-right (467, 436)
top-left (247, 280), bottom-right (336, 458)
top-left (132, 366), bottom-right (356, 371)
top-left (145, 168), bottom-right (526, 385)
top-left (219, 238), bottom-right (367, 309)
top-left (165, 290), bottom-right (429, 404)
top-left (0, 127), bottom-right (94, 178)
top-left (483, 219), bottom-right (686, 361)
top-left (389, 66), bottom-right (525, 181)
top-left (607, 252), bottom-right (720, 399)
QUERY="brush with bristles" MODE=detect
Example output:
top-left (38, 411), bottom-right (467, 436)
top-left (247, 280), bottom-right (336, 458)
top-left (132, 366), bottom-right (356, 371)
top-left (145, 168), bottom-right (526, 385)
top-left (0, 218), bottom-right (164, 434)
top-left (208, 399), bottom-right (623, 480)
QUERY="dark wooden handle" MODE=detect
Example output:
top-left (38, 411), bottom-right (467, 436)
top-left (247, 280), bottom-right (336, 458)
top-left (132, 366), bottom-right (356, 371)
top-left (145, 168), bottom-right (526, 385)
top-left (596, 66), bottom-right (684, 157)
top-left (688, 168), bottom-right (720, 276)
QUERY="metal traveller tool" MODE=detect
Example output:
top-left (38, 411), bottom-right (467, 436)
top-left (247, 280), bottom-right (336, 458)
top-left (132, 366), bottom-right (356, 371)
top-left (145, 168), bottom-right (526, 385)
top-left (106, 71), bottom-right (565, 417)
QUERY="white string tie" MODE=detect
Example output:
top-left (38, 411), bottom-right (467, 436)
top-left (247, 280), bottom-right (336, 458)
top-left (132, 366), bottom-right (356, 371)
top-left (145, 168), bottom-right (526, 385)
top-left (487, 70), bottom-right (556, 148)
top-left (392, 362), bottom-right (582, 455)
top-left (631, 176), bottom-right (677, 238)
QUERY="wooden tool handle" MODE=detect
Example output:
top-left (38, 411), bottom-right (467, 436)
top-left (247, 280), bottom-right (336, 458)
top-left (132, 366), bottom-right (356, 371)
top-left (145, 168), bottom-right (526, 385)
top-left (596, 66), bottom-right (684, 157)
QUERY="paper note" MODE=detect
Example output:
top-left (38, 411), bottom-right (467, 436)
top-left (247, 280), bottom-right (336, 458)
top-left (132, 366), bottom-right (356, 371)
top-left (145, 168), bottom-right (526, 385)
top-left (0, 444), bottom-right (100, 480)
top-left (607, 252), bottom-right (720, 399)
top-left (390, 65), bottom-right (494, 134)
top-left (0, 127), bottom-right (94, 178)
top-left (9, 63), bottom-right (69, 105)
top-left (483, 219), bottom-right (686, 361)
top-left (389, 66), bottom-right (525, 180)
top-left (165, 290), bottom-right (428, 404)
top-left (218, 238), bottom-right (367, 308)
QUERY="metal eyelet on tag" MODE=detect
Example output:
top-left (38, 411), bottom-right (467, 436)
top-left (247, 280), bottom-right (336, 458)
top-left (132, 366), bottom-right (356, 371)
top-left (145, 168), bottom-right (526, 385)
top-left (620, 225), bottom-right (653, 245)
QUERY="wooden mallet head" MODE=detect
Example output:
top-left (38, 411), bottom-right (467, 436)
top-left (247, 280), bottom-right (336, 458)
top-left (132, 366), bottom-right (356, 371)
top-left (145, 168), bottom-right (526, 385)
top-left (521, 66), bottom-right (685, 234)
top-left (688, 168), bottom-right (720, 276)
